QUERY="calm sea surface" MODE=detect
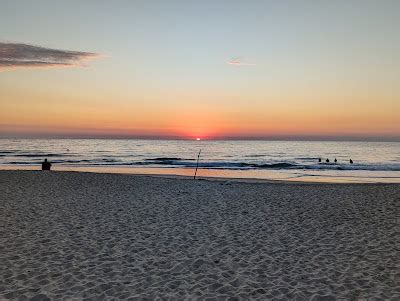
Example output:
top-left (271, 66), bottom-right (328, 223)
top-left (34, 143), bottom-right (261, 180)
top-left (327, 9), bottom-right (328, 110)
top-left (1, 139), bottom-right (399, 183)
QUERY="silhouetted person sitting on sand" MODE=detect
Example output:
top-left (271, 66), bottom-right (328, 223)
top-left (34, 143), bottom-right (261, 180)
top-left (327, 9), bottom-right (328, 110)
top-left (42, 158), bottom-right (52, 171)
top-left (350, 159), bottom-right (353, 164)
top-left (334, 158), bottom-right (337, 163)
top-left (326, 158), bottom-right (330, 163)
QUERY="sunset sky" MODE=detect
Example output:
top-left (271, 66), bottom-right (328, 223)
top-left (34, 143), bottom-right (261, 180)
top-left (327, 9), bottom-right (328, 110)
top-left (1, 0), bottom-right (399, 140)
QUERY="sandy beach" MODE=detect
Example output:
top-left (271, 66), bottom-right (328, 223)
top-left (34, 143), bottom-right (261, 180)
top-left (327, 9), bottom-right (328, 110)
top-left (0, 170), bottom-right (399, 300)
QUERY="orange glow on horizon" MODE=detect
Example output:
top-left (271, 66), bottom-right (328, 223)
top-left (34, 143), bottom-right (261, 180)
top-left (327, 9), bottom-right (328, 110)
top-left (1, 84), bottom-right (399, 139)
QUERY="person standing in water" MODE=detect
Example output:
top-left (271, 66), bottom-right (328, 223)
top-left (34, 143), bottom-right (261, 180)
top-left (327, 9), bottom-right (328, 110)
top-left (326, 158), bottom-right (330, 163)
top-left (42, 158), bottom-right (52, 171)
top-left (350, 159), bottom-right (353, 164)
top-left (334, 158), bottom-right (337, 163)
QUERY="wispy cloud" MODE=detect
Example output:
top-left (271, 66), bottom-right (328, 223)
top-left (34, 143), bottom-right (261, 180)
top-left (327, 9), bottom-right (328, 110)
top-left (227, 57), bottom-right (255, 66)
top-left (0, 42), bottom-right (103, 71)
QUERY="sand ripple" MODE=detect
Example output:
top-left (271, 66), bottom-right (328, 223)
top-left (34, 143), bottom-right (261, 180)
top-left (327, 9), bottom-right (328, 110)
top-left (0, 171), bottom-right (399, 300)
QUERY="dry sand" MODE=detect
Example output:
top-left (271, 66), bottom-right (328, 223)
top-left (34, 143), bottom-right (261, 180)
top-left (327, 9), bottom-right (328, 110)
top-left (0, 170), bottom-right (399, 300)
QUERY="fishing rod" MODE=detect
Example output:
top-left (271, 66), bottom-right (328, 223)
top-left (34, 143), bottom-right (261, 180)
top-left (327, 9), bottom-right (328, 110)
top-left (193, 149), bottom-right (201, 180)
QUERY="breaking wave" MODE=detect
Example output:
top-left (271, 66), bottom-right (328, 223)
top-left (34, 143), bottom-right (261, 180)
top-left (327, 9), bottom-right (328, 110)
top-left (4, 157), bottom-right (400, 171)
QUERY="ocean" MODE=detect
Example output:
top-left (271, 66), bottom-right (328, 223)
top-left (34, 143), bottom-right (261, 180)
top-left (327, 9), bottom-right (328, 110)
top-left (1, 139), bottom-right (399, 183)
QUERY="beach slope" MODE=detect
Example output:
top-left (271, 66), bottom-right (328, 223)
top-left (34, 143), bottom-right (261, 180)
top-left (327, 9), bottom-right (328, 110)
top-left (0, 171), bottom-right (399, 300)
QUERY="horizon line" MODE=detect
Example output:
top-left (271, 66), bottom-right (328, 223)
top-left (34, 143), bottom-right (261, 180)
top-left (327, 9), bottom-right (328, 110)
top-left (0, 135), bottom-right (399, 143)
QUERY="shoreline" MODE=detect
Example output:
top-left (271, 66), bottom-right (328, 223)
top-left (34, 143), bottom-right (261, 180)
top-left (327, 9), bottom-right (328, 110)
top-left (0, 169), bottom-right (384, 186)
top-left (1, 165), bottom-right (400, 184)
top-left (2, 169), bottom-right (400, 186)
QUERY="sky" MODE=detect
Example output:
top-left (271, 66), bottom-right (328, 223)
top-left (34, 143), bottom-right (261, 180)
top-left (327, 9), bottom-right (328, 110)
top-left (0, 0), bottom-right (399, 140)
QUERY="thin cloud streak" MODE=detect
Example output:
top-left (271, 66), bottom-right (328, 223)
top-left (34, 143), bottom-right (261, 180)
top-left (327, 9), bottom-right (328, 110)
top-left (227, 57), bottom-right (256, 66)
top-left (0, 42), bottom-right (103, 71)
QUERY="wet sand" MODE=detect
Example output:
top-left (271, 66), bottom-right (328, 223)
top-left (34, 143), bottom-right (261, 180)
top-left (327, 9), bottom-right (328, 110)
top-left (2, 164), bottom-right (400, 183)
top-left (0, 171), bottom-right (399, 300)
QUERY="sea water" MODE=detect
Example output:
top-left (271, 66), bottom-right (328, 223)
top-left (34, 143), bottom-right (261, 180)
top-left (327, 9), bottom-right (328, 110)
top-left (1, 139), bottom-right (399, 183)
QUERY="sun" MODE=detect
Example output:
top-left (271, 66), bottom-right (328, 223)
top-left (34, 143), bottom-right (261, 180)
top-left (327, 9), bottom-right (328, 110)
top-left (196, 138), bottom-right (201, 141)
